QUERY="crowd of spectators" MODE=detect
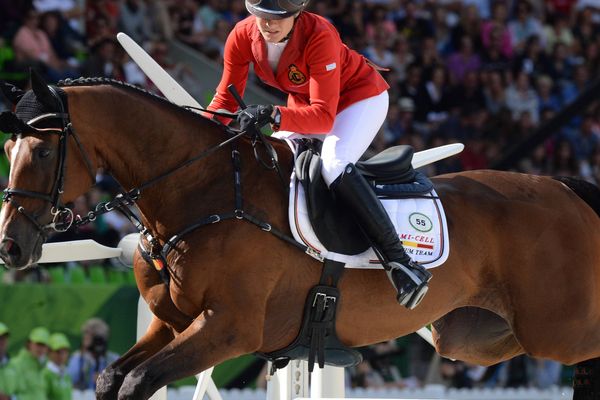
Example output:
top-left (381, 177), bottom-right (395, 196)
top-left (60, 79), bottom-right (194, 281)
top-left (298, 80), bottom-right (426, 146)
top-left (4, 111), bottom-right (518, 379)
top-left (0, 318), bottom-right (118, 400)
top-left (0, 0), bottom-right (598, 393)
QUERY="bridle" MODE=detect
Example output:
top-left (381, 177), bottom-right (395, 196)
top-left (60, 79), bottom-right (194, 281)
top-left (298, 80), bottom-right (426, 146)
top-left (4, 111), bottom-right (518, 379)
top-left (2, 83), bottom-right (317, 284)
top-left (2, 86), bottom-right (96, 234)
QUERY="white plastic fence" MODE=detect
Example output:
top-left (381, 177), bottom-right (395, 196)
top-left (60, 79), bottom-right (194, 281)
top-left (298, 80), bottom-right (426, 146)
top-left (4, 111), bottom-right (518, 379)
top-left (72, 385), bottom-right (573, 400)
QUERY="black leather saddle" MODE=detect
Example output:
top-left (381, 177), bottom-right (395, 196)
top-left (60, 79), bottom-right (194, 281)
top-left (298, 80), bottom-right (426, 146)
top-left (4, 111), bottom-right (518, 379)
top-left (295, 142), bottom-right (433, 256)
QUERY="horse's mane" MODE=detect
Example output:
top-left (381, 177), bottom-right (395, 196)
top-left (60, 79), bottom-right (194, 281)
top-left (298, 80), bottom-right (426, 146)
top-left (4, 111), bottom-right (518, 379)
top-left (57, 77), bottom-right (292, 155)
top-left (57, 77), bottom-right (202, 119)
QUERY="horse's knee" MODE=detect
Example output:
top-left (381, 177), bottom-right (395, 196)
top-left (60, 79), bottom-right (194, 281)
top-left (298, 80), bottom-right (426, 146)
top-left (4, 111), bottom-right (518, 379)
top-left (96, 366), bottom-right (126, 400)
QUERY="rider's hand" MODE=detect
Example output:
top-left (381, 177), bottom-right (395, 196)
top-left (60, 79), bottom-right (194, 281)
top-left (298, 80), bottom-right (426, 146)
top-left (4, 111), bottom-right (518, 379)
top-left (237, 104), bottom-right (274, 133)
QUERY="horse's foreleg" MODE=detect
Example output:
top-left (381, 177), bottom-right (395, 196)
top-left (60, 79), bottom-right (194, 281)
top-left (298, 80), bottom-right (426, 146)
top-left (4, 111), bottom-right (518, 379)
top-left (432, 307), bottom-right (524, 366)
top-left (96, 316), bottom-right (175, 400)
top-left (117, 309), bottom-right (262, 400)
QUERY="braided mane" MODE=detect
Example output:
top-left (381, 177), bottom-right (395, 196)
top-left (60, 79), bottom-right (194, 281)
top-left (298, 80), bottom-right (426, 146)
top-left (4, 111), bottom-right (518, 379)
top-left (57, 77), bottom-right (201, 117)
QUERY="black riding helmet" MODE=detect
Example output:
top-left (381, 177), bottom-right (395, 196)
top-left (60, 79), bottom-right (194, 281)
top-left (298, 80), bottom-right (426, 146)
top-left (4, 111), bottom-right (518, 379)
top-left (245, 0), bottom-right (309, 19)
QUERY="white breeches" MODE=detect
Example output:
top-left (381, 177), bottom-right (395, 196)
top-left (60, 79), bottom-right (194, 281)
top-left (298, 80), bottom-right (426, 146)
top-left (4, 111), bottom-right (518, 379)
top-left (273, 91), bottom-right (389, 186)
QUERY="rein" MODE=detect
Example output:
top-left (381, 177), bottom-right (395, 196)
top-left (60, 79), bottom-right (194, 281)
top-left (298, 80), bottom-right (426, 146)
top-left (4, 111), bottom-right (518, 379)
top-left (4, 84), bottom-right (320, 283)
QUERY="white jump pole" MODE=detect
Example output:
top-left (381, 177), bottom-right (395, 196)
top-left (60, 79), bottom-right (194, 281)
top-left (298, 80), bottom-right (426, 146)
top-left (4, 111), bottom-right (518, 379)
top-left (266, 360), bottom-right (309, 400)
top-left (310, 365), bottom-right (345, 399)
top-left (137, 297), bottom-right (168, 400)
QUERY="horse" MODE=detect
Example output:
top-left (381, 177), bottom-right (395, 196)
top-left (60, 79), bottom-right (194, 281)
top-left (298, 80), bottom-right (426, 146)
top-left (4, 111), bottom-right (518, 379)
top-left (1, 72), bottom-right (600, 400)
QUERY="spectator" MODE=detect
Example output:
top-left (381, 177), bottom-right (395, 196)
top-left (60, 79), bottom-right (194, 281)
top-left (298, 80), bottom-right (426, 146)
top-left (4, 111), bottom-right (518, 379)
top-left (536, 75), bottom-right (561, 113)
top-left (365, 5), bottom-right (396, 44)
top-left (383, 97), bottom-right (417, 146)
top-left (552, 139), bottom-right (579, 176)
top-left (447, 35), bottom-right (481, 84)
top-left (481, 1), bottom-right (513, 59)
top-left (80, 37), bottom-right (118, 79)
top-left (391, 35), bottom-right (415, 82)
top-left (543, 14), bottom-right (574, 51)
top-left (505, 70), bottom-right (539, 124)
top-left (0, 0), bottom-right (33, 40)
top-left (483, 69), bottom-right (507, 115)
top-left (0, 322), bottom-right (17, 400)
top-left (39, 11), bottom-right (78, 65)
top-left (449, 4), bottom-right (482, 54)
top-left (395, 0), bottom-right (433, 48)
top-left (451, 70), bottom-right (486, 113)
top-left (67, 318), bottom-right (119, 390)
top-left (364, 29), bottom-right (395, 70)
top-left (514, 35), bottom-right (548, 79)
top-left (545, 42), bottom-right (573, 83)
top-left (415, 64), bottom-right (451, 124)
top-left (12, 9), bottom-right (77, 82)
top-left (43, 333), bottom-right (72, 400)
top-left (118, 0), bottom-right (151, 45)
top-left (172, 0), bottom-right (206, 51)
top-left (10, 326), bottom-right (50, 400)
top-left (145, 0), bottom-right (174, 41)
top-left (480, 23), bottom-right (511, 71)
top-left (85, 0), bottom-right (120, 44)
top-left (33, 0), bottom-right (84, 34)
top-left (508, 0), bottom-right (543, 53)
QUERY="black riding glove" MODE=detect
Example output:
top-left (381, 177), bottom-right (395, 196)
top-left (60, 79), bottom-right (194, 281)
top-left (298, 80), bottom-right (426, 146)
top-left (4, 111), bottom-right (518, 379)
top-left (237, 104), bottom-right (274, 133)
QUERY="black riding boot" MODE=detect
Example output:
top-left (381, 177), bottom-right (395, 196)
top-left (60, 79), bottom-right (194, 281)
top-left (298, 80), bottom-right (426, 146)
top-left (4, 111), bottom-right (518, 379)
top-left (332, 163), bottom-right (432, 309)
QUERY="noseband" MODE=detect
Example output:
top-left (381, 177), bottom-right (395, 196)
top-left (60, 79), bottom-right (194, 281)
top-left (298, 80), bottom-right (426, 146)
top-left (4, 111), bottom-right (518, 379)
top-left (2, 86), bottom-right (96, 234)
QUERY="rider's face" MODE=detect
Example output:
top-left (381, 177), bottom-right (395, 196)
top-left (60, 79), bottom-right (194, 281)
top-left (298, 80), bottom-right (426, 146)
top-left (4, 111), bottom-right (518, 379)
top-left (256, 15), bottom-right (295, 43)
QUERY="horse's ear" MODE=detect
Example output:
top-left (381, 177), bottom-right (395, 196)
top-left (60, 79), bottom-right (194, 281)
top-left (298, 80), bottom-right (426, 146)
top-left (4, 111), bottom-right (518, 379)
top-left (0, 112), bottom-right (31, 134)
top-left (0, 81), bottom-right (25, 105)
top-left (30, 69), bottom-right (56, 109)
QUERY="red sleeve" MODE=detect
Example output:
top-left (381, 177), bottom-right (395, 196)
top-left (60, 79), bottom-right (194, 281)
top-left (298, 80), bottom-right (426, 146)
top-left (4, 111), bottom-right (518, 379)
top-left (206, 25), bottom-right (252, 123)
top-left (277, 30), bottom-right (341, 134)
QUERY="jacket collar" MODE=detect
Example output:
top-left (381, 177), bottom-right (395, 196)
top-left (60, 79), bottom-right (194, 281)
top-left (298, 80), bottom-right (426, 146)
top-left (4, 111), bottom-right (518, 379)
top-left (249, 14), bottom-right (305, 87)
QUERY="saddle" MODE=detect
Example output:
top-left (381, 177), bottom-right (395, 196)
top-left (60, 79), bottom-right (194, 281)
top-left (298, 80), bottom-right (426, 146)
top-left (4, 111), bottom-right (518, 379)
top-left (257, 141), bottom-right (434, 373)
top-left (295, 141), bottom-right (433, 255)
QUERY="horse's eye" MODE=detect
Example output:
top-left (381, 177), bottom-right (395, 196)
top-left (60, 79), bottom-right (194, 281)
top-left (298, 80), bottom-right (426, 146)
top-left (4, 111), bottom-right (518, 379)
top-left (37, 149), bottom-right (51, 159)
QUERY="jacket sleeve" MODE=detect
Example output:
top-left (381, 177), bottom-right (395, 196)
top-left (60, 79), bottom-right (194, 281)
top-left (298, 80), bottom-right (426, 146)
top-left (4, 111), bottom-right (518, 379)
top-left (277, 30), bottom-right (341, 134)
top-left (206, 26), bottom-right (252, 124)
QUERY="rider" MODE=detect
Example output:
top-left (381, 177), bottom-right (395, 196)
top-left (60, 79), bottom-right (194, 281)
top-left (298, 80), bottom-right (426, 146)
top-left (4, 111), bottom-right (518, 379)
top-left (206, 0), bottom-right (432, 309)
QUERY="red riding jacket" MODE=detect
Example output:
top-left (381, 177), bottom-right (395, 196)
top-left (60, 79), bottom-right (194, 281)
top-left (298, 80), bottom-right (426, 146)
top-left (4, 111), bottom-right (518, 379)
top-left (207, 12), bottom-right (389, 134)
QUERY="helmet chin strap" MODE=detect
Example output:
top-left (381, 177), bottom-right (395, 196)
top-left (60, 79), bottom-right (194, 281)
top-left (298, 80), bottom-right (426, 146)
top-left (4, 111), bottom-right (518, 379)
top-left (279, 13), bottom-right (300, 42)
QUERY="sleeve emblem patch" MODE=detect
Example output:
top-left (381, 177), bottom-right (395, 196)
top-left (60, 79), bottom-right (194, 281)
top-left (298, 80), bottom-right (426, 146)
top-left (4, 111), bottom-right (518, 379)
top-left (288, 64), bottom-right (307, 85)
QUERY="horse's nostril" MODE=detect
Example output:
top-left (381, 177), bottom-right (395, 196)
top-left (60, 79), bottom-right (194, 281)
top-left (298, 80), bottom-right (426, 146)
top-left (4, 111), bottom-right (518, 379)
top-left (1, 239), bottom-right (21, 260)
top-left (6, 240), bottom-right (20, 258)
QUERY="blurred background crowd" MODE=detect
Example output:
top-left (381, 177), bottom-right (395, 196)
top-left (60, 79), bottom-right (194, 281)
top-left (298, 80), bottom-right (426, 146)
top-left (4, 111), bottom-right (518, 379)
top-left (0, 0), bottom-right (598, 396)
top-left (0, 318), bottom-right (119, 400)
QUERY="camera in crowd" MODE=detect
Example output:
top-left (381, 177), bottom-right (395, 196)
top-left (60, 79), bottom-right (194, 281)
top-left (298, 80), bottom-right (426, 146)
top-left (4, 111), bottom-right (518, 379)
top-left (88, 335), bottom-right (108, 357)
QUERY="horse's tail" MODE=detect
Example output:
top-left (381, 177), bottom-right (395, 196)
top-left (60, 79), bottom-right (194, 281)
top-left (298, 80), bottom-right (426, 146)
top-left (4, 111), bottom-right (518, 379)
top-left (553, 176), bottom-right (600, 218)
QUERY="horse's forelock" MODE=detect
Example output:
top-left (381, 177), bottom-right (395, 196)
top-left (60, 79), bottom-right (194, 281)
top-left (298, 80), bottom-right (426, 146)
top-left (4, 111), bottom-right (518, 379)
top-left (15, 91), bottom-right (51, 123)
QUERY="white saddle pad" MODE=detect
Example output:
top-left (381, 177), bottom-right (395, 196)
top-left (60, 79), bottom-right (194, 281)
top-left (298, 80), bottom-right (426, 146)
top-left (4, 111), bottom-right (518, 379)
top-left (288, 172), bottom-right (450, 269)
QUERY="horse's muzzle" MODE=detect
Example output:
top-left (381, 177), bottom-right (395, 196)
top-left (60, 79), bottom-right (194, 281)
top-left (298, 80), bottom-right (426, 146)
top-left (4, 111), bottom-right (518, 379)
top-left (0, 236), bottom-right (41, 270)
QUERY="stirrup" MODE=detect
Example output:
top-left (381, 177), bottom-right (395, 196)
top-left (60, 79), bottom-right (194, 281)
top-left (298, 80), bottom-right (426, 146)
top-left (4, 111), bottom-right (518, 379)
top-left (398, 282), bottom-right (429, 309)
top-left (387, 261), bottom-right (432, 309)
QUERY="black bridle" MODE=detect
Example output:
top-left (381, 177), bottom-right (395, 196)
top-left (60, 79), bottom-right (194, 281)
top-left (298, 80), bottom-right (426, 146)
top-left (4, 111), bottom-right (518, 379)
top-left (3, 83), bottom-right (318, 284)
top-left (2, 86), bottom-right (96, 234)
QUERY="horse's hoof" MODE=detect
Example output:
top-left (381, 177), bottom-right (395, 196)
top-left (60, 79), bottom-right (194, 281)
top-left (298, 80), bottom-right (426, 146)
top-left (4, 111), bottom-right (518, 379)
top-left (96, 367), bottom-right (125, 400)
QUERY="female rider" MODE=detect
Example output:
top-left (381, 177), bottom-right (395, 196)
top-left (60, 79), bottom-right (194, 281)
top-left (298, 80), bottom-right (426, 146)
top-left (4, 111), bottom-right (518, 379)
top-left (206, 0), bottom-right (431, 309)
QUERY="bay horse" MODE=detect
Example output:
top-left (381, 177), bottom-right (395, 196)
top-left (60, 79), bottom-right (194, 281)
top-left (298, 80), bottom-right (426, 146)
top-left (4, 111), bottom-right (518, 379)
top-left (1, 73), bottom-right (600, 400)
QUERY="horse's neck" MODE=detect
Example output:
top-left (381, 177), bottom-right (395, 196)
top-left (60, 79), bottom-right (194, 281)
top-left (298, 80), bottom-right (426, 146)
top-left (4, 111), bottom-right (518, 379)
top-left (72, 86), bottom-right (234, 238)
top-left (72, 86), bottom-right (295, 240)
